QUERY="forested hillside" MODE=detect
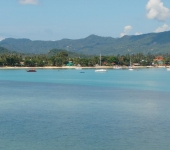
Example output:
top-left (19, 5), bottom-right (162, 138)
top-left (0, 31), bottom-right (170, 55)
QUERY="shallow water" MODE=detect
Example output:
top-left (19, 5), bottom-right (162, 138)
top-left (0, 68), bottom-right (170, 150)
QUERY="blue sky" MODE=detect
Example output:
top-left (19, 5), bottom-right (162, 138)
top-left (0, 0), bottom-right (170, 41)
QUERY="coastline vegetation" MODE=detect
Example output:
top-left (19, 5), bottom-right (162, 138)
top-left (0, 49), bottom-right (170, 67)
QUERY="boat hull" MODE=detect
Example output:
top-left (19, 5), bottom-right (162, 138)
top-left (27, 70), bottom-right (36, 72)
top-left (95, 69), bottom-right (107, 72)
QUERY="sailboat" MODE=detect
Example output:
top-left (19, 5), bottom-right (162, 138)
top-left (128, 55), bottom-right (134, 71)
top-left (95, 54), bottom-right (107, 72)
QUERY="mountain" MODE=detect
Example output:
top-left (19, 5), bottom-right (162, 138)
top-left (0, 31), bottom-right (170, 55)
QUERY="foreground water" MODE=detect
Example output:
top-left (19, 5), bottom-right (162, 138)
top-left (0, 68), bottom-right (170, 150)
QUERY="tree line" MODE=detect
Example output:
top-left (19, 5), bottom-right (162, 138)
top-left (0, 51), bottom-right (170, 67)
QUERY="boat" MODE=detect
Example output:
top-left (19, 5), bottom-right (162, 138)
top-left (113, 65), bottom-right (122, 69)
top-left (167, 68), bottom-right (170, 71)
top-left (128, 66), bottom-right (134, 71)
top-left (27, 69), bottom-right (36, 72)
top-left (95, 69), bottom-right (107, 72)
top-left (128, 55), bottom-right (134, 71)
top-left (146, 66), bottom-right (153, 68)
top-left (95, 54), bottom-right (107, 72)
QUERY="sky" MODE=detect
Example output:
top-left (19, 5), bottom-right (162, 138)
top-left (0, 0), bottom-right (170, 41)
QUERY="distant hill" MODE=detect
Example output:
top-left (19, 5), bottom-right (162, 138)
top-left (0, 31), bottom-right (170, 55)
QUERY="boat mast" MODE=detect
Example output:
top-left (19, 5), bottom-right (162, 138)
top-left (100, 54), bottom-right (101, 66)
top-left (128, 49), bottom-right (131, 66)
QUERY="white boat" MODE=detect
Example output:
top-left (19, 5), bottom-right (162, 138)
top-left (129, 66), bottom-right (134, 70)
top-left (129, 66), bottom-right (134, 71)
top-left (95, 54), bottom-right (107, 72)
top-left (113, 66), bottom-right (122, 69)
top-left (128, 55), bottom-right (134, 71)
top-left (146, 66), bottom-right (153, 68)
top-left (95, 69), bottom-right (107, 72)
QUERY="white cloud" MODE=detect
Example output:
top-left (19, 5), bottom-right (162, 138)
top-left (135, 32), bottom-right (142, 35)
top-left (0, 36), bottom-right (5, 41)
top-left (120, 25), bottom-right (132, 37)
top-left (18, 0), bottom-right (39, 5)
top-left (146, 0), bottom-right (170, 21)
top-left (154, 23), bottom-right (170, 32)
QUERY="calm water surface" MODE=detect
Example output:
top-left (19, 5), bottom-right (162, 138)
top-left (0, 68), bottom-right (170, 150)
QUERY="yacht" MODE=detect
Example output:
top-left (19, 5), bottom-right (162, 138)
top-left (95, 69), bottom-right (107, 72)
top-left (128, 55), bottom-right (134, 71)
top-left (95, 54), bottom-right (107, 72)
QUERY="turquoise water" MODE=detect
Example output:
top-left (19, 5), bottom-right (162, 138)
top-left (0, 68), bottom-right (170, 150)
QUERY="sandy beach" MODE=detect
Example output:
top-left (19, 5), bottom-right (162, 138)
top-left (0, 65), bottom-right (166, 70)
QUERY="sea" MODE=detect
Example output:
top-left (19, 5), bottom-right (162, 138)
top-left (0, 68), bottom-right (170, 150)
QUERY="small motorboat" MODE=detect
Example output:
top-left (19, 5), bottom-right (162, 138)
top-left (27, 69), bottom-right (36, 72)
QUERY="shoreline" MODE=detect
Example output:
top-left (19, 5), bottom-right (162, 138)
top-left (0, 66), bottom-right (167, 69)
